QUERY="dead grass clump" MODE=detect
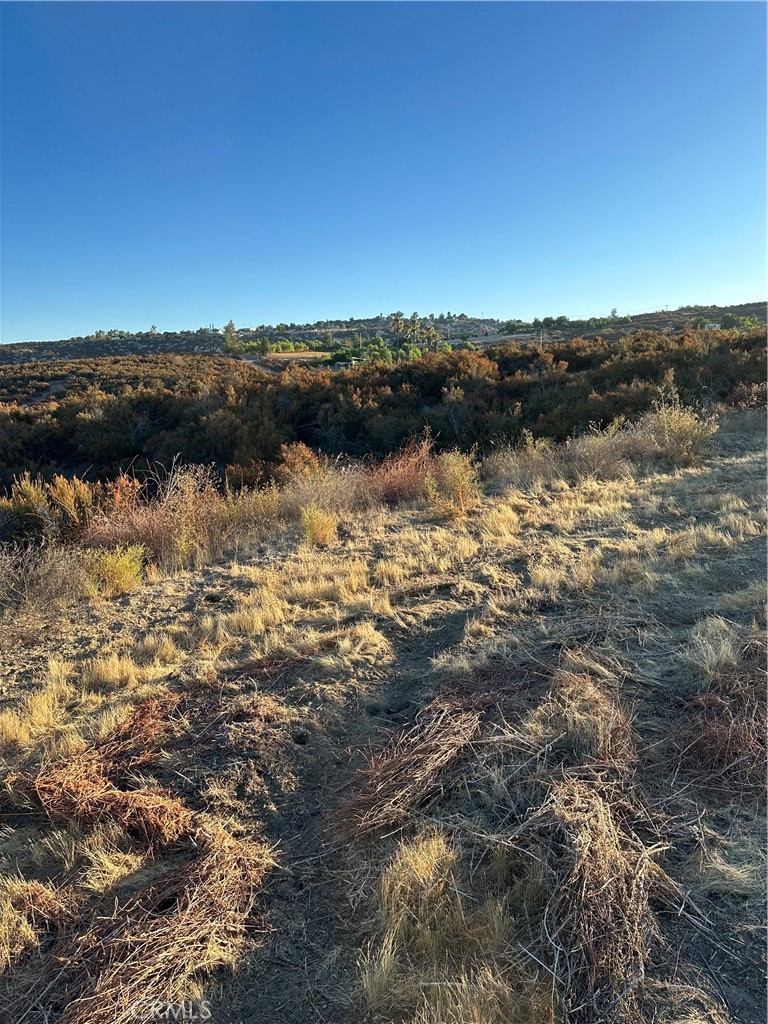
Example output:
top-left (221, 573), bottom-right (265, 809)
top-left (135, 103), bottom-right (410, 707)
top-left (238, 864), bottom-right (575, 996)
top-left (685, 827), bottom-right (766, 903)
top-left (16, 694), bottom-right (192, 847)
top-left (0, 658), bottom-right (77, 753)
top-left (522, 779), bottom-right (666, 1023)
top-left (718, 406), bottom-right (767, 434)
top-left (82, 653), bottom-right (141, 690)
top-left (680, 616), bottom-right (740, 681)
top-left (410, 525), bottom-right (479, 575)
top-left (0, 543), bottom-right (88, 611)
top-left (313, 620), bottom-right (393, 673)
top-left (482, 432), bottom-right (561, 491)
top-left (282, 553), bottom-right (370, 607)
top-left (530, 667), bottom-right (638, 771)
top-left (482, 392), bottom-right (715, 493)
top-left (620, 389), bottom-right (717, 466)
top-left (559, 424), bottom-right (633, 482)
top-left (224, 583), bottom-right (288, 639)
top-left (378, 828), bottom-right (462, 952)
top-left (528, 542), bottom-right (602, 597)
top-left (361, 827), bottom-right (548, 1024)
top-left (339, 699), bottom-right (483, 840)
top-left (29, 821), bottom-right (148, 896)
top-left (11, 829), bottom-right (273, 1024)
top-left (86, 463), bottom-right (281, 571)
top-left (374, 558), bottom-right (409, 587)
top-left (673, 665), bottom-right (767, 795)
top-left (407, 967), bottom-right (552, 1024)
top-left (0, 877), bottom-right (76, 970)
top-left (85, 464), bottom-right (221, 570)
top-left (478, 501), bottom-right (520, 545)
top-left (210, 482), bottom-right (284, 549)
top-left (72, 823), bottom-right (147, 894)
top-left (23, 756), bottom-right (194, 848)
top-left (134, 631), bottom-right (184, 666)
top-left (279, 453), bottom-right (371, 519)
top-left (95, 692), bottom-right (185, 762)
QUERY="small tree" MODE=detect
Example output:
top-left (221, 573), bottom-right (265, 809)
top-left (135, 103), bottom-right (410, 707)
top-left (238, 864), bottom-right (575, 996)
top-left (224, 319), bottom-right (243, 354)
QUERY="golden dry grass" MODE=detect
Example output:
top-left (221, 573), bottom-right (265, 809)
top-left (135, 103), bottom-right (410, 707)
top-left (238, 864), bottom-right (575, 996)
top-left (342, 424), bottom-right (766, 1024)
top-left (360, 827), bottom-right (548, 1024)
top-left (300, 502), bottom-right (339, 546)
top-left (0, 410), bottom-right (764, 1023)
top-left (0, 658), bottom-right (77, 752)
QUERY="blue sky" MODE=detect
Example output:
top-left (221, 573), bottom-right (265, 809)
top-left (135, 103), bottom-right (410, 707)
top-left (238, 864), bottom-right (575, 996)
top-left (1, 2), bottom-right (765, 342)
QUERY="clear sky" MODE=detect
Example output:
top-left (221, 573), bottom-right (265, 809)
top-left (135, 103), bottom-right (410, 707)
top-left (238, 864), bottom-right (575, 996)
top-left (1, 1), bottom-right (765, 342)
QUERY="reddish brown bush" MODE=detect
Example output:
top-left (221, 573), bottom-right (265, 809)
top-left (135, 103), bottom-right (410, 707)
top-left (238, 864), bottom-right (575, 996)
top-left (727, 381), bottom-right (768, 409)
top-left (367, 434), bottom-right (434, 505)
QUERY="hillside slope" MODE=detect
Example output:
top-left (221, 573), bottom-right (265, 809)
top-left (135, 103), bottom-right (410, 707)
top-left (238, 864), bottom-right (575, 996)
top-left (1, 302), bottom-right (763, 365)
top-left (0, 414), bottom-right (765, 1024)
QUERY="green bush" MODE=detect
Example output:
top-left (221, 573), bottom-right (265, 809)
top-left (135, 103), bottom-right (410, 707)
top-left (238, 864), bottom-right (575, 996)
top-left (1, 473), bottom-right (53, 539)
top-left (300, 503), bottom-right (338, 546)
top-left (85, 545), bottom-right (145, 598)
top-left (426, 451), bottom-right (480, 518)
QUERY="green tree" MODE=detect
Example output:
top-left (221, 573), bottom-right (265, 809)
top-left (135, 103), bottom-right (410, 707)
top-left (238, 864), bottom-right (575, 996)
top-left (224, 320), bottom-right (243, 354)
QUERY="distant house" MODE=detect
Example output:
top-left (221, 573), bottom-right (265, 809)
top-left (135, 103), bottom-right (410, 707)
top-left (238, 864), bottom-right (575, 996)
top-left (704, 322), bottom-right (721, 329)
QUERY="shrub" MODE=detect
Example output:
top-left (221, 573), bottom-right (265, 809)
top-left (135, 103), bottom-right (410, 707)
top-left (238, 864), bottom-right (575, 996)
top-left (281, 462), bottom-right (371, 520)
top-left (85, 546), bottom-right (145, 598)
top-left (86, 504), bottom-right (177, 570)
top-left (87, 465), bottom-right (221, 571)
top-left (559, 424), bottom-right (632, 483)
top-left (482, 432), bottom-right (561, 490)
top-left (211, 483), bottom-right (284, 549)
top-left (484, 392), bottom-right (717, 490)
top-left (726, 381), bottom-right (768, 409)
top-left (300, 503), bottom-right (337, 546)
top-left (368, 435), bottom-right (434, 505)
top-left (104, 472), bottom-right (142, 514)
top-left (426, 451), bottom-right (480, 518)
top-left (621, 387), bottom-right (717, 466)
top-left (1, 473), bottom-right (53, 539)
top-left (46, 475), bottom-right (98, 537)
top-left (0, 544), bottom-right (88, 611)
top-left (0, 474), bottom-right (101, 542)
top-left (275, 442), bottom-right (326, 484)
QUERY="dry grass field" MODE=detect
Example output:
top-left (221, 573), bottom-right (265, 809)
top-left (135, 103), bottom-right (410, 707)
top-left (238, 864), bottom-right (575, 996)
top-left (0, 405), bottom-right (765, 1023)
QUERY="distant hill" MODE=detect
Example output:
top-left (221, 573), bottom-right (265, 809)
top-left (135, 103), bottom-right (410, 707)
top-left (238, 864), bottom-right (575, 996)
top-left (512, 301), bottom-right (767, 346)
top-left (0, 330), bottom-right (224, 366)
top-left (0, 302), bottom-right (763, 366)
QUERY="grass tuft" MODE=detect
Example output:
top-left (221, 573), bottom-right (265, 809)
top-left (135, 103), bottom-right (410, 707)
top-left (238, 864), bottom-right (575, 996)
top-left (300, 502), bottom-right (338, 546)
